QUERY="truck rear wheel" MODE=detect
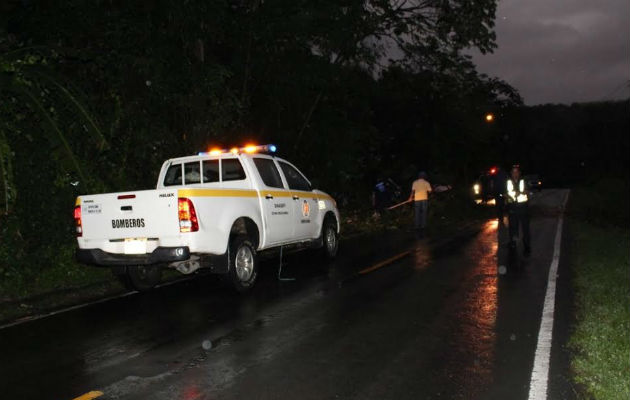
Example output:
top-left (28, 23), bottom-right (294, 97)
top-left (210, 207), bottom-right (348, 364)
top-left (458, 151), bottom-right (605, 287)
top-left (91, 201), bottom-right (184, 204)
top-left (228, 235), bottom-right (258, 293)
top-left (113, 265), bottom-right (162, 292)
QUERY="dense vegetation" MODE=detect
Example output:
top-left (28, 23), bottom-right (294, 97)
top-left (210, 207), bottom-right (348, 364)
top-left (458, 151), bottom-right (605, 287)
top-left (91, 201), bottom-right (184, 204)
top-left (0, 0), bottom-right (514, 284)
top-left (493, 101), bottom-right (630, 188)
top-left (0, 1), bottom-right (628, 289)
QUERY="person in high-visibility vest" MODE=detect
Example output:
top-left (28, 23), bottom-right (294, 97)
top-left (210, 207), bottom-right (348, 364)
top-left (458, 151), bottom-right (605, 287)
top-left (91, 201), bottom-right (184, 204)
top-left (506, 165), bottom-right (531, 256)
top-left (491, 167), bottom-right (508, 222)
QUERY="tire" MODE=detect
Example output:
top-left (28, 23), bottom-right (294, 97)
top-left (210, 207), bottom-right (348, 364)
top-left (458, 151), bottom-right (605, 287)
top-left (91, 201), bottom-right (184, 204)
top-left (320, 217), bottom-right (339, 260)
top-left (228, 235), bottom-right (258, 293)
top-left (113, 265), bottom-right (162, 292)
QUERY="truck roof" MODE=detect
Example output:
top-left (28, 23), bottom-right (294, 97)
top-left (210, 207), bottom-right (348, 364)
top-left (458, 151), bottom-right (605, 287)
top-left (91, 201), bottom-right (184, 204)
top-left (167, 144), bottom-right (279, 164)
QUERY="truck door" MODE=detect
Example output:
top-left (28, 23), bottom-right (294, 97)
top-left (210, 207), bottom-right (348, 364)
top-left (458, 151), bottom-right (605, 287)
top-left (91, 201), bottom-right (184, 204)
top-left (251, 157), bottom-right (294, 245)
top-left (278, 160), bottom-right (320, 240)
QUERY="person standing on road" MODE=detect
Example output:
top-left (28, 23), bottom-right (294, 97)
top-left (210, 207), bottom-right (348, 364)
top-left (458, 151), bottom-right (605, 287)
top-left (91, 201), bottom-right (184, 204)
top-left (409, 171), bottom-right (432, 237)
top-left (506, 165), bottom-right (531, 256)
top-left (372, 177), bottom-right (390, 220)
top-left (492, 167), bottom-right (508, 222)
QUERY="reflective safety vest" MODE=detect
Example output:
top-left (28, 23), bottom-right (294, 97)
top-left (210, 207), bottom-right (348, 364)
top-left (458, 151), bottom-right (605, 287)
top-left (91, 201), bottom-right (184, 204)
top-left (507, 179), bottom-right (528, 203)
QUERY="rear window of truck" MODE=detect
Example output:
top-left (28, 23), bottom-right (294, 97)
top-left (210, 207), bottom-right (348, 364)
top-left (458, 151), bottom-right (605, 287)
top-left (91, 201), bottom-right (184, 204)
top-left (203, 160), bottom-right (220, 183)
top-left (184, 161), bottom-right (201, 184)
top-left (222, 159), bottom-right (246, 181)
top-left (163, 159), bottom-right (246, 186)
top-left (164, 164), bottom-right (182, 186)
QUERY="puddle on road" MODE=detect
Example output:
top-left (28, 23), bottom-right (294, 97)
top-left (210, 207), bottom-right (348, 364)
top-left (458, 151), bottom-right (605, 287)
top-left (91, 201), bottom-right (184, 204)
top-left (437, 219), bottom-right (499, 397)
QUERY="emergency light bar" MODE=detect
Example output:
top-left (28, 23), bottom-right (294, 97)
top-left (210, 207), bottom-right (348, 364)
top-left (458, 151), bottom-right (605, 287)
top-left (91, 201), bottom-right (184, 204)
top-left (198, 144), bottom-right (277, 156)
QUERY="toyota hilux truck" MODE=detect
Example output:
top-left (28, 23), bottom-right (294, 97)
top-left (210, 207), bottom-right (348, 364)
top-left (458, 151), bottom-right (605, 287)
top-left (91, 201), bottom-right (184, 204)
top-left (74, 144), bottom-right (340, 292)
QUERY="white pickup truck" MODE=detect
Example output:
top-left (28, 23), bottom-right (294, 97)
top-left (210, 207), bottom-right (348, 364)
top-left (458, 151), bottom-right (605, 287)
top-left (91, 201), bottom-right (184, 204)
top-left (74, 145), bottom-right (340, 292)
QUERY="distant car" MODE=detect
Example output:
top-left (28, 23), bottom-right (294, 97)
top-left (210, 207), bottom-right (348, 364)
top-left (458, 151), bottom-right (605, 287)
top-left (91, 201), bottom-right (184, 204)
top-left (472, 174), bottom-right (492, 204)
top-left (524, 174), bottom-right (542, 192)
top-left (472, 166), bottom-right (504, 205)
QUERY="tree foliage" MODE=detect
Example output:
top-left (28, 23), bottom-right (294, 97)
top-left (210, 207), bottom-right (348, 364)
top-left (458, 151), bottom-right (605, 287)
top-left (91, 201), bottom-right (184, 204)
top-left (0, 0), bottom-right (525, 279)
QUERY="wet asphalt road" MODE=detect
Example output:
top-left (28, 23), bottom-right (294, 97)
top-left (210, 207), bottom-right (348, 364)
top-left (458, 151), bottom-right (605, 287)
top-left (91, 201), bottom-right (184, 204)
top-left (0, 189), bottom-right (573, 400)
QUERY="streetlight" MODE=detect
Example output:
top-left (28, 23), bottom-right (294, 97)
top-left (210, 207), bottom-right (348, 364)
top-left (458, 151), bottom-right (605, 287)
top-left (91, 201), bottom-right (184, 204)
top-left (485, 113), bottom-right (494, 123)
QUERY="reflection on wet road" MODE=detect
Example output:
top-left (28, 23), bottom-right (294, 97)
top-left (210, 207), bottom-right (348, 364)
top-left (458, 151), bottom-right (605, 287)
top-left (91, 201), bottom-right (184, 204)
top-left (0, 190), bottom-right (569, 400)
top-left (442, 220), bottom-right (499, 398)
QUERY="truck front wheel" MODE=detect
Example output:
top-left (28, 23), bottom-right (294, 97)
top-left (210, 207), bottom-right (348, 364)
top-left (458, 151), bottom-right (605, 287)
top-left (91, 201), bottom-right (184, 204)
top-left (321, 217), bottom-right (339, 260)
top-left (113, 265), bottom-right (162, 292)
top-left (228, 235), bottom-right (259, 293)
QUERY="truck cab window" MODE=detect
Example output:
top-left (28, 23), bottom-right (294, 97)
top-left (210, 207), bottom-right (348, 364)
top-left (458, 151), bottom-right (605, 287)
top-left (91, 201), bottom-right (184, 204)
top-left (164, 163), bottom-right (182, 186)
top-left (222, 159), bottom-right (246, 181)
top-left (202, 160), bottom-right (220, 183)
top-left (279, 161), bottom-right (311, 191)
top-left (253, 158), bottom-right (284, 188)
top-left (184, 161), bottom-right (201, 184)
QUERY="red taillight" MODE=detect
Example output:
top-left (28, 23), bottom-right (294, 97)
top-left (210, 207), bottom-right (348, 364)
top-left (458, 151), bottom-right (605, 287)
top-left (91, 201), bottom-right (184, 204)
top-left (178, 197), bottom-right (199, 232)
top-left (74, 205), bottom-right (82, 236)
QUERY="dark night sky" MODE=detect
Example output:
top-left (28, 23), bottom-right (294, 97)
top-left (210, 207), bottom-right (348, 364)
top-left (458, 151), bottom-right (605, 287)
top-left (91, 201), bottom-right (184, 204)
top-left (470, 0), bottom-right (630, 105)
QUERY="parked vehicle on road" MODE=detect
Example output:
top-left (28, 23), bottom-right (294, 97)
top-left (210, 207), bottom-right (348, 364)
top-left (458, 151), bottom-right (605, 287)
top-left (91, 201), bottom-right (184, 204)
top-left (472, 166), bottom-right (501, 205)
top-left (74, 144), bottom-right (340, 292)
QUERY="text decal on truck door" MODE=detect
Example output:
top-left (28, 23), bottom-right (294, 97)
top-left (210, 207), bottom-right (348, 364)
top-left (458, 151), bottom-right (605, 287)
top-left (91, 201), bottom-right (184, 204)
top-left (112, 218), bottom-right (146, 228)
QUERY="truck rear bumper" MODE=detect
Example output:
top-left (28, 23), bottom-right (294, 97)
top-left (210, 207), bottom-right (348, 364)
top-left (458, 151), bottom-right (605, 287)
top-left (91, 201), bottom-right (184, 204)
top-left (76, 246), bottom-right (190, 266)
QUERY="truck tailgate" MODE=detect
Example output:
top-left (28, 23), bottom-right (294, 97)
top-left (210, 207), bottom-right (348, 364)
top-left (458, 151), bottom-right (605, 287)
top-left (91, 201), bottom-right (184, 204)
top-left (79, 189), bottom-right (179, 241)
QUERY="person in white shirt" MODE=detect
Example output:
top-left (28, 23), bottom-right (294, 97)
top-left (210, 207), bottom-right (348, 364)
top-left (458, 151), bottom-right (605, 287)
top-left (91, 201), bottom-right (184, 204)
top-left (409, 171), bottom-right (432, 236)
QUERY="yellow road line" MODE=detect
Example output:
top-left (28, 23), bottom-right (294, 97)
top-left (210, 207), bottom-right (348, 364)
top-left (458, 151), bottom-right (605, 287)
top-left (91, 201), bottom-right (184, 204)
top-left (359, 251), bottom-right (412, 275)
top-left (72, 391), bottom-right (103, 400)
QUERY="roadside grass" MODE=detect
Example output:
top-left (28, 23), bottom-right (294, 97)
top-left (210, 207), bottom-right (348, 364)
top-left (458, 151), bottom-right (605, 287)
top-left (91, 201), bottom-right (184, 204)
top-left (0, 248), bottom-right (181, 324)
top-left (567, 179), bottom-right (630, 228)
top-left (0, 243), bottom-right (114, 301)
top-left (567, 183), bottom-right (630, 400)
top-left (0, 273), bottom-right (121, 324)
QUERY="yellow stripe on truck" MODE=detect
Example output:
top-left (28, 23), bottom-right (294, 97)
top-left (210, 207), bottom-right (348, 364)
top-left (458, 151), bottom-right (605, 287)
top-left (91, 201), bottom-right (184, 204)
top-left (292, 191), bottom-right (333, 201)
top-left (178, 189), bottom-right (259, 198)
top-left (177, 188), bottom-right (333, 201)
top-left (261, 190), bottom-right (293, 198)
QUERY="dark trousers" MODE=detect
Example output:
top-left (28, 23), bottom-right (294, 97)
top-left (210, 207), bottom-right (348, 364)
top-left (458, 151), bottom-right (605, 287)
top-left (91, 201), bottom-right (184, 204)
top-left (495, 195), bottom-right (505, 220)
top-left (375, 205), bottom-right (388, 223)
top-left (414, 200), bottom-right (428, 231)
top-left (508, 203), bottom-right (530, 249)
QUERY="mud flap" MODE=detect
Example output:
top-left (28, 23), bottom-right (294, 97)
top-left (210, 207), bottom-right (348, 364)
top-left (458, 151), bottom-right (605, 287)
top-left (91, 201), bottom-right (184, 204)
top-left (201, 252), bottom-right (230, 274)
